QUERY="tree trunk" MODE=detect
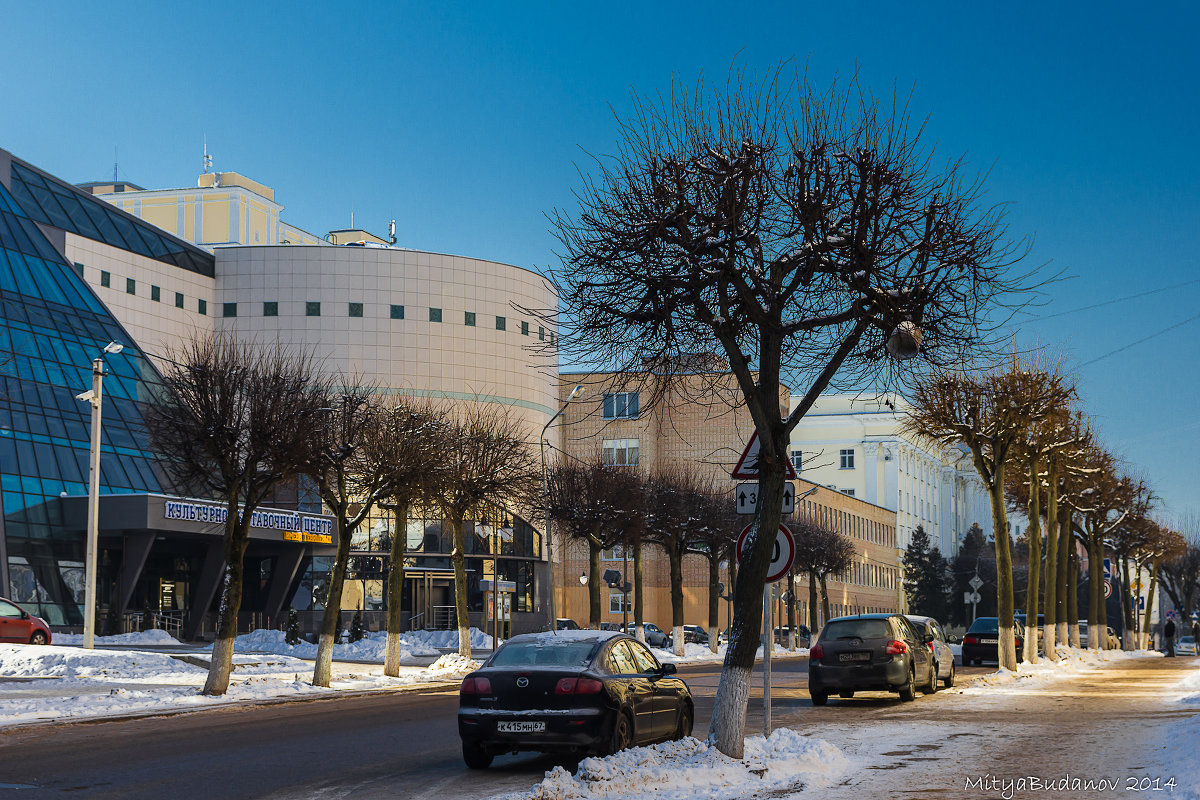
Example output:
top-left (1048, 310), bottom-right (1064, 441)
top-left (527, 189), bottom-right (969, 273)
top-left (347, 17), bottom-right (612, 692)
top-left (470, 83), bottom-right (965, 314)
top-left (786, 569), bottom-right (797, 652)
top-left (819, 574), bottom-right (830, 626)
top-left (808, 569), bottom-right (819, 634)
top-left (1055, 509), bottom-right (1069, 648)
top-left (1043, 458), bottom-right (1059, 658)
top-left (1023, 461), bottom-right (1041, 664)
top-left (1097, 538), bottom-right (1109, 648)
top-left (202, 509), bottom-right (251, 696)
top-left (634, 538), bottom-right (645, 643)
top-left (669, 542), bottom-right (685, 656)
top-left (451, 513), bottom-right (472, 657)
top-left (1144, 559), bottom-right (1159, 652)
top-left (1086, 527), bottom-right (1102, 651)
top-left (588, 537), bottom-right (602, 629)
top-left (708, 554), bottom-right (720, 654)
top-left (384, 502), bottom-right (409, 677)
top-left (1119, 554), bottom-right (1135, 650)
top-left (1067, 529), bottom-right (1080, 648)
top-left (314, 512), bottom-right (353, 686)
top-left (709, 449), bottom-right (786, 759)
top-left (989, 477), bottom-right (1018, 671)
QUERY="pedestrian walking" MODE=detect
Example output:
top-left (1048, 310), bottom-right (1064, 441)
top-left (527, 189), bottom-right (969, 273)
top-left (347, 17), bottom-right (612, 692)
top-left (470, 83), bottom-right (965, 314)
top-left (1164, 618), bottom-right (1176, 657)
top-left (1192, 620), bottom-right (1199, 642)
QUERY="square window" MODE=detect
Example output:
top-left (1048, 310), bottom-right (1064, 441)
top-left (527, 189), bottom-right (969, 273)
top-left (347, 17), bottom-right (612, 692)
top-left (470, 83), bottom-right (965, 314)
top-left (602, 392), bottom-right (639, 419)
top-left (348, 302), bottom-right (363, 318)
top-left (126, 278), bottom-right (136, 295)
top-left (223, 302), bottom-right (238, 318)
top-left (839, 449), bottom-right (855, 469)
top-left (100, 271), bottom-right (111, 288)
top-left (390, 304), bottom-right (404, 320)
top-left (790, 449), bottom-right (803, 471)
top-left (306, 301), bottom-right (321, 317)
top-left (198, 298), bottom-right (207, 315)
top-left (429, 307), bottom-right (442, 322)
top-left (521, 320), bottom-right (529, 336)
top-left (151, 285), bottom-right (161, 302)
top-left (73, 262), bottom-right (84, 278)
top-left (175, 292), bottom-right (184, 309)
top-left (601, 438), bottom-right (639, 467)
top-left (464, 311), bottom-right (476, 327)
top-left (495, 316), bottom-right (506, 331)
top-left (263, 301), bottom-right (278, 317)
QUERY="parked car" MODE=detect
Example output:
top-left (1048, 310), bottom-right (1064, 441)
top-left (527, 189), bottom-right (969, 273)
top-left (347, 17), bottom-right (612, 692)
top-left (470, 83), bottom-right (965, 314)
top-left (682, 625), bottom-right (709, 645)
top-left (905, 615), bottom-right (955, 688)
top-left (0, 597), bottom-right (51, 645)
top-left (961, 617), bottom-right (1025, 665)
top-left (457, 631), bottom-right (693, 768)
top-left (598, 622), bottom-right (623, 632)
top-left (556, 618), bottom-right (581, 631)
top-left (1176, 635), bottom-right (1197, 656)
top-left (1077, 626), bottom-right (1120, 650)
top-left (623, 623), bottom-right (672, 649)
top-left (808, 613), bottom-right (936, 705)
top-left (773, 625), bottom-right (811, 648)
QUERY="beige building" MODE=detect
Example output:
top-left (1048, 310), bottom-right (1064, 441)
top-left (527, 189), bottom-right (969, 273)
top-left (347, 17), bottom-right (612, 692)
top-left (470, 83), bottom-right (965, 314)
top-left (552, 365), bottom-right (901, 633)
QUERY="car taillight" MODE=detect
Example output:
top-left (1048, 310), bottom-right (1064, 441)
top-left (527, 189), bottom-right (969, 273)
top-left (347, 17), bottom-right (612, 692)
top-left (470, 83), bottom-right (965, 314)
top-left (885, 640), bottom-right (907, 655)
top-left (555, 677), bottom-right (603, 695)
top-left (460, 676), bottom-right (492, 694)
top-left (810, 643), bottom-right (824, 659)
top-left (963, 635), bottom-right (978, 645)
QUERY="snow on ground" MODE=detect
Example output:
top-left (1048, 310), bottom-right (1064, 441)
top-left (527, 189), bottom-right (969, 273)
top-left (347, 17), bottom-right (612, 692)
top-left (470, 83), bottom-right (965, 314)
top-left (651, 642), bottom-right (807, 665)
top-left (233, 626), bottom-right (493, 661)
top-left (1153, 658), bottom-right (1200, 798)
top-left (53, 629), bottom-right (183, 646)
top-left (0, 628), bottom-right (494, 728)
top-left (505, 729), bottom-right (847, 800)
top-left (957, 645), bottom-right (1163, 695)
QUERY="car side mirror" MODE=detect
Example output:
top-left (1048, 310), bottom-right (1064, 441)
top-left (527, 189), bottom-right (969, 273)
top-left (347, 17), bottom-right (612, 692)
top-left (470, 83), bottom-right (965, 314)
top-left (20, 610), bottom-right (29, 620)
top-left (659, 663), bottom-right (677, 675)
top-left (923, 634), bottom-right (934, 644)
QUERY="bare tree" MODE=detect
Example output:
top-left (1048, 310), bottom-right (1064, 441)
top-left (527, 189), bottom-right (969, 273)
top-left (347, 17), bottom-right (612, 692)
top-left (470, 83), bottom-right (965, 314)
top-left (906, 359), bottom-right (1070, 670)
top-left (691, 492), bottom-right (740, 653)
top-left (145, 336), bottom-right (325, 695)
top-left (792, 517), bottom-right (855, 632)
top-left (1160, 519), bottom-right (1200, 625)
top-left (544, 455), bottom-right (644, 628)
top-left (368, 400), bottom-right (448, 677)
top-left (428, 404), bottom-right (541, 656)
top-left (542, 67), bottom-right (1032, 756)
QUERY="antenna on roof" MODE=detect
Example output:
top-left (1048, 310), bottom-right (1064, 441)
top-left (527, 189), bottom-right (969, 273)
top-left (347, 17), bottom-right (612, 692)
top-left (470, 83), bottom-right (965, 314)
top-left (113, 146), bottom-right (118, 183)
top-left (203, 136), bottom-right (212, 174)
top-left (388, 219), bottom-right (396, 244)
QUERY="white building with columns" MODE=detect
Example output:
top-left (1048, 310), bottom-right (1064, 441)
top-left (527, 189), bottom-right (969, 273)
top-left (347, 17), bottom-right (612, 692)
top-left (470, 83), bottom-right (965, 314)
top-left (789, 393), bottom-right (990, 557)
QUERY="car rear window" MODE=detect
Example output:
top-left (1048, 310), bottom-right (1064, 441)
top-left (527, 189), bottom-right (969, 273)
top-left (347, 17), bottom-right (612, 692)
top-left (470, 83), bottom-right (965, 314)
top-left (821, 619), bottom-right (890, 640)
top-left (967, 618), bottom-right (999, 634)
top-left (490, 641), bottom-right (595, 667)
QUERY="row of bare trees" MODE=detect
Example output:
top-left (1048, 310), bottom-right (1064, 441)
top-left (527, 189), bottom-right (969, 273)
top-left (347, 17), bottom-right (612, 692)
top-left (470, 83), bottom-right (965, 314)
top-left (147, 336), bottom-right (541, 696)
top-left (905, 353), bottom-right (1189, 669)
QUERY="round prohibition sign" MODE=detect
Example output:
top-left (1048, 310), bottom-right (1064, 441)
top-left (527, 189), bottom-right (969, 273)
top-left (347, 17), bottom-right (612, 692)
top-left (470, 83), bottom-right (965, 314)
top-left (735, 523), bottom-right (795, 584)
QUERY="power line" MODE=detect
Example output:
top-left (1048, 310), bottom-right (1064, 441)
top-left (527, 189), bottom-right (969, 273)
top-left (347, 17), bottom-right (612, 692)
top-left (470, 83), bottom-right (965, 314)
top-left (1077, 311), bottom-right (1200, 368)
top-left (1017, 277), bottom-right (1200, 323)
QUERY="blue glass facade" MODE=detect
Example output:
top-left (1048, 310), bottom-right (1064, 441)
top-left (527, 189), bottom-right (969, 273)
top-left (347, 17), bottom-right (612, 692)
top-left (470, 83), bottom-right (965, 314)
top-left (0, 155), bottom-right (210, 625)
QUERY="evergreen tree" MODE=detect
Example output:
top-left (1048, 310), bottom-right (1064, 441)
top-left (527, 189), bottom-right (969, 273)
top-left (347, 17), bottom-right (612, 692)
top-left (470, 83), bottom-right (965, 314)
top-left (348, 609), bottom-right (365, 644)
top-left (902, 525), bottom-right (951, 619)
top-left (951, 522), bottom-right (998, 626)
top-left (285, 608), bottom-right (301, 646)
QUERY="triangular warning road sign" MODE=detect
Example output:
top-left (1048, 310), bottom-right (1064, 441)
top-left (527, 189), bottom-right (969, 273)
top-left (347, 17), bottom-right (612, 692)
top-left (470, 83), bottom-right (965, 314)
top-left (731, 431), bottom-right (798, 480)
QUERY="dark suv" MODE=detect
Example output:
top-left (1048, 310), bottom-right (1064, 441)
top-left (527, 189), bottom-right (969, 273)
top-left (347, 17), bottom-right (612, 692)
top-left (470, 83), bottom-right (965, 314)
top-left (808, 614), bottom-right (936, 705)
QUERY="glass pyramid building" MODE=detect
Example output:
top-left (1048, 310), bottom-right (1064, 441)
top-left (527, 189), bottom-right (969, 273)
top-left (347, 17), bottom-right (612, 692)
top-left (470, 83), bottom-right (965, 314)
top-left (0, 152), bottom-right (211, 625)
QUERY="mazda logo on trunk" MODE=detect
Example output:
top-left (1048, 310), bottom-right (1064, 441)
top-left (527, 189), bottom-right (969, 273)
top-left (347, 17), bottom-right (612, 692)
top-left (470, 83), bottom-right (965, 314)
top-left (516, 677), bottom-right (529, 687)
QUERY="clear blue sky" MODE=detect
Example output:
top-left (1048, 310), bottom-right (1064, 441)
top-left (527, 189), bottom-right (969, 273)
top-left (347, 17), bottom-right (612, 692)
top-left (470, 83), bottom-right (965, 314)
top-left (5, 2), bottom-right (1198, 522)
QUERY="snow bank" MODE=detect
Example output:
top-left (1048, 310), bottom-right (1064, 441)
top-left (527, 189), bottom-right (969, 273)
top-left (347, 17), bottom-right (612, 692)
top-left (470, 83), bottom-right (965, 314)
top-left (53, 630), bottom-right (181, 646)
top-left (0, 644), bottom-right (202, 681)
top-left (960, 646), bottom-right (1162, 692)
top-left (509, 729), bottom-right (847, 800)
top-left (1150, 715), bottom-right (1200, 799)
top-left (230, 627), bottom-right (493, 661)
top-left (1166, 659), bottom-right (1200, 704)
top-left (427, 653), bottom-right (481, 677)
top-left (651, 642), bottom-right (807, 665)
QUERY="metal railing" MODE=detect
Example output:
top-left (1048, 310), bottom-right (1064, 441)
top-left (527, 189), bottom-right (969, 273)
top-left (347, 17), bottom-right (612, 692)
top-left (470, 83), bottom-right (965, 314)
top-left (432, 606), bottom-right (457, 630)
top-left (408, 612), bottom-right (426, 630)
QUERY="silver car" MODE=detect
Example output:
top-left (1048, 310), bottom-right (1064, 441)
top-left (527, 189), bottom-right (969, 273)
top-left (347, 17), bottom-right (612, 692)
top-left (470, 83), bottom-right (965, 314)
top-left (1178, 636), bottom-right (1198, 656)
top-left (905, 615), bottom-right (956, 688)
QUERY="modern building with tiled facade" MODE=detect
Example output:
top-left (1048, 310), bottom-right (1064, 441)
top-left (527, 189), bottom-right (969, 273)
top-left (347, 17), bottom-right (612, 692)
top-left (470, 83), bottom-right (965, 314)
top-left (552, 364), bottom-right (901, 633)
top-left (0, 147), bottom-right (559, 637)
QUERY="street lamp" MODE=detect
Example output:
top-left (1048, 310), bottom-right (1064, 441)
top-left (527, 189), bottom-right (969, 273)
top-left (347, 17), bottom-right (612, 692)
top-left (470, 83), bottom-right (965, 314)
top-left (578, 573), bottom-right (588, 586)
top-left (75, 341), bottom-right (124, 649)
top-left (541, 384), bottom-right (584, 626)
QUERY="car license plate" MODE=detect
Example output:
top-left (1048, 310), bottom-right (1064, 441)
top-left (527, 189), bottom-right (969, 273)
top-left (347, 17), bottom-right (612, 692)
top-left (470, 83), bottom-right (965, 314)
top-left (839, 652), bottom-right (870, 662)
top-left (981, 638), bottom-right (998, 644)
top-left (496, 721), bottom-right (546, 733)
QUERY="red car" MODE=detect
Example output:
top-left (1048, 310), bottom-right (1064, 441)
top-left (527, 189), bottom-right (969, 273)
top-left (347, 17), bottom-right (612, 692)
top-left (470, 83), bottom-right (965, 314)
top-left (0, 597), bottom-right (52, 645)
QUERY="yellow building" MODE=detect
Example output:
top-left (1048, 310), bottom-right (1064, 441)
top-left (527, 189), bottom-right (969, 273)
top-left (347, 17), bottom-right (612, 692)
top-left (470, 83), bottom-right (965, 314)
top-left (553, 363), bottom-right (901, 633)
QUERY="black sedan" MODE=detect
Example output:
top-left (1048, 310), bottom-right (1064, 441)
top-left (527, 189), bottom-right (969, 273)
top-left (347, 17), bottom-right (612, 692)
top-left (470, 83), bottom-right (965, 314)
top-left (961, 617), bottom-right (1024, 665)
top-left (808, 613), bottom-right (937, 705)
top-left (457, 631), bottom-right (693, 768)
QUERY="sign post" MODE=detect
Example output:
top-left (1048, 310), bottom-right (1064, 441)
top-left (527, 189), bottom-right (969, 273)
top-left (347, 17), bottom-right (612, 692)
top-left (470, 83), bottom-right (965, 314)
top-left (735, 523), bottom-right (795, 738)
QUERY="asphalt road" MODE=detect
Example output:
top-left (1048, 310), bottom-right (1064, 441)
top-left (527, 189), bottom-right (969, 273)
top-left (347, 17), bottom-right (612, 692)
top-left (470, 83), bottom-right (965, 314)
top-left (0, 656), bottom-right (993, 800)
